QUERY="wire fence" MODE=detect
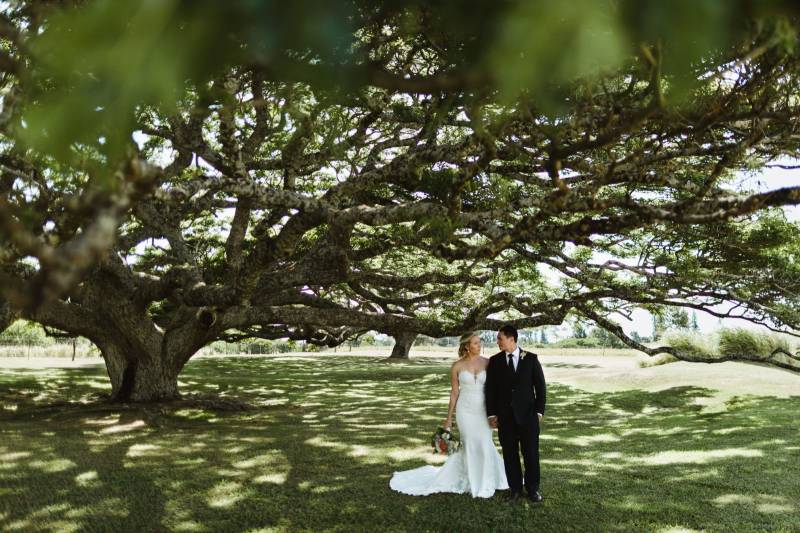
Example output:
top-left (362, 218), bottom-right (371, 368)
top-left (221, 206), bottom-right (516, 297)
top-left (0, 336), bottom-right (641, 361)
top-left (0, 337), bottom-right (99, 360)
top-left (0, 337), bottom-right (397, 359)
top-left (0, 337), bottom-right (282, 359)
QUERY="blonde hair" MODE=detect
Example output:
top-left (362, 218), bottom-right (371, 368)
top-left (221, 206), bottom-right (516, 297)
top-left (458, 332), bottom-right (477, 359)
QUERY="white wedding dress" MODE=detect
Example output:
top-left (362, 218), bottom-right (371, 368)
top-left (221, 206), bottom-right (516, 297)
top-left (389, 369), bottom-right (509, 498)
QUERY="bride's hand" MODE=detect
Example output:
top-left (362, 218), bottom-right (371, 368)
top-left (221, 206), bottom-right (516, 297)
top-left (442, 419), bottom-right (452, 431)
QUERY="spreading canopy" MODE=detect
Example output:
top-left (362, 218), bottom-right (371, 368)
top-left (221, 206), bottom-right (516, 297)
top-left (1, 1), bottom-right (800, 399)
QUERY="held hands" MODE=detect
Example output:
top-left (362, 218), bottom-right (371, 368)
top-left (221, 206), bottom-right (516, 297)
top-left (485, 415), bottom-right (539, 428)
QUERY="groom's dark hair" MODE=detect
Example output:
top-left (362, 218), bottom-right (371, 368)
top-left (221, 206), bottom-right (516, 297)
top-left (498, 324), bottom-right (518, 342)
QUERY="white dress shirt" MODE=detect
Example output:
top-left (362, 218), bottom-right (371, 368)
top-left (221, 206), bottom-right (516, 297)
top-left (506, 347), bottom-right (520, 371)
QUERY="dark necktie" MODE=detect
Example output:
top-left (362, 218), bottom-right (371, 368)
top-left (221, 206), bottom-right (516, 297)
top-left (507, 353), bottom-right (514, 371)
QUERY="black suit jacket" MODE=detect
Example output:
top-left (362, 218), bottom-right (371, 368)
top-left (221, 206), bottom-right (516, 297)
top-left (485, 349), bottom-right (546, 425)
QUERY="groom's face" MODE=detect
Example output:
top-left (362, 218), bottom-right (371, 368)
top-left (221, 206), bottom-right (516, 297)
top-left (497, 332), bottom-right (514, 353)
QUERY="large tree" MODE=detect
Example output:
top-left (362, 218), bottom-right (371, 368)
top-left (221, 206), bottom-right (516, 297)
top-left (2, 1), bottom-right (800, 400)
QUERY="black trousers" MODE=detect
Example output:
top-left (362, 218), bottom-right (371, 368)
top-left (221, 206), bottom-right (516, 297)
top-left (498, 414), bottom-right (540, 494)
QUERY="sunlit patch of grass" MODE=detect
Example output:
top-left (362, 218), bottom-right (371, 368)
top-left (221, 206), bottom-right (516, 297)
top-left (253, 472), bottom-right (288, 485)
top-left (713, 493), bottom-right (795, 514)
top-left (207, 480), bottom-right (250, 509)
top-left (0, 355), bottom-right (798, 531)
top-left (125, 444), bottom-right (164, 458)
top-left (628, 447), bottom-right (763, 465)
top-left (74, 470), bottom-right (100, 488)
top-left (99, 419), bottom-right (147, 434)
top-left (28, 458), bottom-right (77, 473)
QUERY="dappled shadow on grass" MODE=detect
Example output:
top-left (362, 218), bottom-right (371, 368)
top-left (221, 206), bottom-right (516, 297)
top-left (0, 355), bottom-right (798, 532)
top-left (0, 367), bottom-right (110, 411)
top-left (603, 385), bottom-right (714, 413)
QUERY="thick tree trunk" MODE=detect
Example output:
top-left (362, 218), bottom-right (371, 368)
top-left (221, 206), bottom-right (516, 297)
top-left (22, 269), bottom-right (217, 402)
top-left (98, 339), bottom-right (182, 402)
top-left (389, 331), bottom-right (417, 359)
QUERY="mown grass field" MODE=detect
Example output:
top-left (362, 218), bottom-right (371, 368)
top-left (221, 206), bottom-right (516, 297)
top-left (0, 355), bottom-right (798, 532)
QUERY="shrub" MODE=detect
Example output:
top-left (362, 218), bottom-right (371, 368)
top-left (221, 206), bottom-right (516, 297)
top-left (0, 320), bottom-right (51, 345)
top-left (589, 327), bottom-right (628, 348)
top-left (554, 337), bottom-right (600, 348)
top-left (664, 330), bottom-right (716, 358)
top-left (718, 328), bottom-right (770, 357)
top-left (638, 353), bottom-right (679, 367)
top-left (243, 340), bottom-right (273, 354)
top-left (718, 328), bottom-right (794, 358)
top-left (763, 334), bottom-right (793, 356)
top-left (638, 330), bottom-right (712, 367)
top-left (274, 341), bottom-right (295, 353)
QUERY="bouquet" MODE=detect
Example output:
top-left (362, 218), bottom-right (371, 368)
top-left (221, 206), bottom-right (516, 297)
top-left (431, 426), bottom-right (461, 455)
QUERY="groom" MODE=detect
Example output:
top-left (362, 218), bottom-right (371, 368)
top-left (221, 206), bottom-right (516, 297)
top-left (485, 324), bottom-right (547, 504)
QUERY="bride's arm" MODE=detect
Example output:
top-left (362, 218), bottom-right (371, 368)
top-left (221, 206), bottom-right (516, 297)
top-left (485, 358), bottom-right (497, 419)
top-left (443, 364), bottom-right (460, 430)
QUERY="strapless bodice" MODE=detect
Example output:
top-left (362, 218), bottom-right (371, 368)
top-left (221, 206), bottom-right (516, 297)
top-left (458, 369), bottom-right (486, 392)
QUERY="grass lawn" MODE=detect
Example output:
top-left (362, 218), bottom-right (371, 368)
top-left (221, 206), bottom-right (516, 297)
top-left (0, 355), bottom-right (798, 532)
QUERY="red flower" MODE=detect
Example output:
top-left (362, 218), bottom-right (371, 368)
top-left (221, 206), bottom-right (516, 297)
top-left (437, 438), bottom-right (448, 453)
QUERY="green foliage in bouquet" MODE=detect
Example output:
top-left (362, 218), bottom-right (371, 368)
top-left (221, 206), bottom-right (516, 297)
top-left (431, 426), bottom-right (461, 455)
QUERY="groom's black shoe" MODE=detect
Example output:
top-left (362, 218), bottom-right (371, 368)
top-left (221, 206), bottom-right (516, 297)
top-left (526, 491), bottom-right (544, 503)
top-left (505, 491), bottom-right (522, 504)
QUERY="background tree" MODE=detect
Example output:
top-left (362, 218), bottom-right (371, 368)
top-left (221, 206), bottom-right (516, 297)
top-left (539, 328), bottom-right (550, 345)
top-left (652, 314), bottom-right (662, 341)
top-left (2, 2), bottom-right (800, 401)
top-left (572, 320), bottom-right (589, 339)
top-left (652, 306), bottom-right (691, 337)
top-left (590, 327), bottom-right (628, 349)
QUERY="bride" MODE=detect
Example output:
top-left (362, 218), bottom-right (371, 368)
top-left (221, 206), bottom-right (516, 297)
top-left (389, 332), bottom-right (509, 498)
